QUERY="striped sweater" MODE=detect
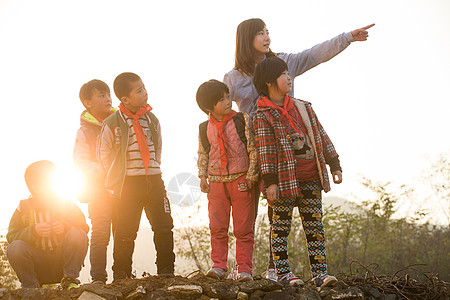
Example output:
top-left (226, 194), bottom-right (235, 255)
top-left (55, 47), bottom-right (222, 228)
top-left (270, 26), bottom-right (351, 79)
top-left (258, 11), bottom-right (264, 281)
top-left (98, 110), bottom-right (161, 199)
top-left (123, 114), bottom-right (161, 175)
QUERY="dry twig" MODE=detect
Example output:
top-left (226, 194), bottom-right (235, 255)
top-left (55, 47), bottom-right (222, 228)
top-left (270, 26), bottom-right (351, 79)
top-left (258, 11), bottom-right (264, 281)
top-left (338, 260), bottom-right (449, 300)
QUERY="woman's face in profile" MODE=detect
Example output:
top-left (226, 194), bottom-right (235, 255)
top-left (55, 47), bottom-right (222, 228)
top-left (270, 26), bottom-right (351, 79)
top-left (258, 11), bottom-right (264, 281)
top-left (253, 26), bottom-right (271, 54)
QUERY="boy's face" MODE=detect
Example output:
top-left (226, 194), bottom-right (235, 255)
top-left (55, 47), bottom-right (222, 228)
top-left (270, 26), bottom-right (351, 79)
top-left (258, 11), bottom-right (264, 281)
top-left (83, 88), bottom-right (112, 120)
top-left (28, 170), bottom-right (58, 204)
top-left (275, 70), bottom-right (292, 95)
top-left (209, 92), bottom-right (232, 120)
top-left (121, 79), bottom-right (148, 113)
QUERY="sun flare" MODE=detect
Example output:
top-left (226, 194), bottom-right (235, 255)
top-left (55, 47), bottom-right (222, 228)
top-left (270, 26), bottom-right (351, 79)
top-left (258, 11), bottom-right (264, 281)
top-left (51, 167), bottom-right (84, 201)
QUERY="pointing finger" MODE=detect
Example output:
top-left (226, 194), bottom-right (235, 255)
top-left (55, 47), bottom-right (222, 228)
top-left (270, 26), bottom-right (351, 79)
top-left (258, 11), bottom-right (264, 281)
top-left (361, 23), bottom-right (375, 30)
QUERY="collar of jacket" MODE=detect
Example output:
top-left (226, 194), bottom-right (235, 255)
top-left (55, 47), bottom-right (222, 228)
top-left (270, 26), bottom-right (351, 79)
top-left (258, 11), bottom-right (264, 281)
top-left (80, 108), bottom-right (117, 126)
top-left (258, 98), bottom-right (312, 118)
top-left (257, 105), bottom-right (284, 121)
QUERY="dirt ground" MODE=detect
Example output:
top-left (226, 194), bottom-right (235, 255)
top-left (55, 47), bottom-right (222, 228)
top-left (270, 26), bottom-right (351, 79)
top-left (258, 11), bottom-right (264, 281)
top-left (0, 272), bottom-right (448, 300)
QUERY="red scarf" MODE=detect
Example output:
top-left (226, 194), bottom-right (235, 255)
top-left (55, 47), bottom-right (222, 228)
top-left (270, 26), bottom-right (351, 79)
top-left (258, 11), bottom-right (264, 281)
top-left (257, 95), bottom-right (300, 135)
top-left (209, 110), bottom-right (237, 171)
top-left (119, 104), bottom-right (153, 173)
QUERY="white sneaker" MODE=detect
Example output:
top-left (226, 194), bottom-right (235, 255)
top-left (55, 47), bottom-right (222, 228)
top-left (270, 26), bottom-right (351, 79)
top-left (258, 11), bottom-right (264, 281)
top-left (314, 274), bottom-right (337, 289)
top-left (277, 272), bottom-right (304, 286)
top-left (206, 268), bottom-right (226, 280)
top-left (237, 272), bottom-right (253, 282)
top-left (262, 268), bottom-right (278, 282)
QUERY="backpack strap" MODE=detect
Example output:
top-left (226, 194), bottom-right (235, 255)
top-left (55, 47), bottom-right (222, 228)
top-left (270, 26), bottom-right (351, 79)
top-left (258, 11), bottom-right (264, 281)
top-left (146, 112), bottom-right (160, 151)
top-left (199, 112), bottom-right (248, 154)
top-left (199, 120), bottom-right (210, 153)
top-left (232, 112), bottom-right (247, 149)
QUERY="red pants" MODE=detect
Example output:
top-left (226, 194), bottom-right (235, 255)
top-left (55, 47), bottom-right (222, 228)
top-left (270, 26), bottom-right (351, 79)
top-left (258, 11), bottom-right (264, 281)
top-left (208, 175), bottom-right (255, 274)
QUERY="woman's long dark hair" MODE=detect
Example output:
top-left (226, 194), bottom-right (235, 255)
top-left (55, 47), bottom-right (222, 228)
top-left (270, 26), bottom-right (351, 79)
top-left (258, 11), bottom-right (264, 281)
top-left (234, 18), bottom-right (276, 76)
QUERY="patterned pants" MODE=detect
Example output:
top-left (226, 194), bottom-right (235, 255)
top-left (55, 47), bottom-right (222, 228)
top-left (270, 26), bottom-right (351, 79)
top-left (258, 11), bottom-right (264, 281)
top-left (271, 179), bottom-right (327, 277)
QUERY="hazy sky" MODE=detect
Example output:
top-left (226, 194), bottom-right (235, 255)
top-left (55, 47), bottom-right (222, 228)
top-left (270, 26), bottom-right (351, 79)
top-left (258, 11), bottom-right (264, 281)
top-left (1, 0), bottom-right (449, 229)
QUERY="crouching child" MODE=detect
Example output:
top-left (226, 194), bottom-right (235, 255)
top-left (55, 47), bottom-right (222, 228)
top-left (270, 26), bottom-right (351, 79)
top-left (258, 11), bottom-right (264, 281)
top-left (7, 160), bottom-right (89, 289)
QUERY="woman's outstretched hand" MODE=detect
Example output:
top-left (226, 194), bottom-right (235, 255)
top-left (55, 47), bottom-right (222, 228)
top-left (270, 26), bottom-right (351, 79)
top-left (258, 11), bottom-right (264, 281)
top-left (351, 24), bottom-right (375, 41)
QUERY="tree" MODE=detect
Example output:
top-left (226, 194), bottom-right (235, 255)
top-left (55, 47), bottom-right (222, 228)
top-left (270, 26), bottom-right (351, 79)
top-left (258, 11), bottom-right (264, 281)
top-left (174, 175), bottom-right (450, 281)
top-left (424, 151), bottom-right (450, 225)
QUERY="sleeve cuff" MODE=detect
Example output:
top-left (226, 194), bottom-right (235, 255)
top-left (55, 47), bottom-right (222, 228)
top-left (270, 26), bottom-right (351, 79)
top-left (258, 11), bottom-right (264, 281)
top-left (246, 173), bottom-right (259, 183)
top-left (262, 173), bottom-right (278, 187)
top-left (328, 156), bottom-right (342, 173)
top-left (344, 31), bottom-right (355, 43)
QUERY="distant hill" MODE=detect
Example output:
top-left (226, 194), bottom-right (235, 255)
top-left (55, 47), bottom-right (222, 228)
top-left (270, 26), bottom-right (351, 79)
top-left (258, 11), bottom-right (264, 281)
top-left (323, 195), bottom-right (364, 213)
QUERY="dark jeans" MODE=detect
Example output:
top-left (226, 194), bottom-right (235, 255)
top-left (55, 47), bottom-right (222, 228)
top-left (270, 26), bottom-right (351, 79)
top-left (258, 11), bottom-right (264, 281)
top-left (112, 175), bottom-right (175, 277)
top-left (7, 227), bottom-right (88, 288)
top-left (88, 196), bottom-right (113, 282)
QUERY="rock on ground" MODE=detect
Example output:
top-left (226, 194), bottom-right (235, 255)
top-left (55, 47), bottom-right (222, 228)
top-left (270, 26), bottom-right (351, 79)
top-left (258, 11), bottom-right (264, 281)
top-left (0, 273), bottom-right (447, 300)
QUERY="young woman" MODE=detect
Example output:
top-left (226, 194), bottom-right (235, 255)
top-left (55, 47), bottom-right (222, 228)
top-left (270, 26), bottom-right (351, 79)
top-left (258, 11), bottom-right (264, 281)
top-left (223, 18), bottom-right (374, 282)
top-left (223, 18), bottom-right (374, 117)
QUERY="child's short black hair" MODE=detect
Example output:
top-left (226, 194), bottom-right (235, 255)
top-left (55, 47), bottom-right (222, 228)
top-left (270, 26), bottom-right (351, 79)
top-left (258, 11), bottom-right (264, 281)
top-left (24, 160), bottom-right (56, 196)
top-left (196, 80), bottom-right (230, 114)
top-left (79, 79), bottom-right (110, 104)
top-left (113, 72), bottom-right (141, 100)
top-left (253, 56), bottom-right (288, 97)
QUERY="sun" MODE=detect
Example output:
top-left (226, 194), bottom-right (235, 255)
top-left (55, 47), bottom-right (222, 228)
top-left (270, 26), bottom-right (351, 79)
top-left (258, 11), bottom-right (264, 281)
top-left (50, 166), bottom-right (84, 201)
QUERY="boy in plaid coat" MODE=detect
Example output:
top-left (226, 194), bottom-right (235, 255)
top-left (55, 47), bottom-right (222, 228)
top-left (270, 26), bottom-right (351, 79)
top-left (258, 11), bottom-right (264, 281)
top-left (253, 57), bottom-right (342, 289)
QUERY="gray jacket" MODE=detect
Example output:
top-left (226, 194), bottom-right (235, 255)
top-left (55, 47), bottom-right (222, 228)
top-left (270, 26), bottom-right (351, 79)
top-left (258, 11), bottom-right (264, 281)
top-left (223, 32), bottom-right (355, 116)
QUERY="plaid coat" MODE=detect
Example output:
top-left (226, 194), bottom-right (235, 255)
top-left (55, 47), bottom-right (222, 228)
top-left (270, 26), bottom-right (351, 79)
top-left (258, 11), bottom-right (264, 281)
top-left (253, 98), bottom-right (339, 198)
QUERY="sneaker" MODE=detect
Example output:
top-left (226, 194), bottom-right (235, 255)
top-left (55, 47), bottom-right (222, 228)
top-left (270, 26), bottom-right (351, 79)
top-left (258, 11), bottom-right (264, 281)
top-left (277, 272), bottom-right (304, 286)
top-left (60, 277), bottom-right (81, 290)
top-left (237, 272), bottom-right (253, 282)
top-left (262, 268), bottom-right (278, 282)
top-left (314, 274), bottom-right (337, 289)
top-left (206, 268), bottom-right (227, 280)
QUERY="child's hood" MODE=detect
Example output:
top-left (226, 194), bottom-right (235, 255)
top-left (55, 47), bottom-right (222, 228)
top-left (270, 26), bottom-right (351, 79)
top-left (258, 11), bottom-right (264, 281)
top-left (80, 108), bottom-right (117, 127)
